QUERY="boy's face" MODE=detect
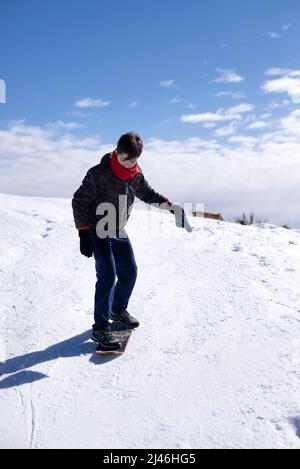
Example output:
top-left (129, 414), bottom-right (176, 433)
top-left (116, 150), bottom-right (138, 168)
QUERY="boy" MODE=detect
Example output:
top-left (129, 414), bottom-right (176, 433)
top-left (72, 131), bottom-right (191, 350)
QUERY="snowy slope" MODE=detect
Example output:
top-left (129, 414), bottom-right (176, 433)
top-left (0, 192), bottom-right (300, 449)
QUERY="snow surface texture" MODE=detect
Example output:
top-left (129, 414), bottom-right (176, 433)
top-left (0, 192), bottom-right (300, 449)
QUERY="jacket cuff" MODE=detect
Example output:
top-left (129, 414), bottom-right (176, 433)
top-left (163, 199), bottom-right (172, 207)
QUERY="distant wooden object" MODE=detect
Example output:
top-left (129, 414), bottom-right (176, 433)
top-left (190, 210), bottom-right (224, 221)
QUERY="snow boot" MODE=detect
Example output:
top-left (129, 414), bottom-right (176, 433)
top-left (111, 309), bottom-right (140, 329)
top-left (91, 324), bottom-right (121, 350)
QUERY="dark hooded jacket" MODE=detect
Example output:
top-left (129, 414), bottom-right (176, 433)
top-left (72, 152), bottom-right (169, 232)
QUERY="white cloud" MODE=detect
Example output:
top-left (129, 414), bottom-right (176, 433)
top-left (264, 24), bottom-right (290, 38)
top-left (169, 96), bottom-right (182, 104)
top-left (247, 121), bottom-right (268, 130)
top-left (264, 31), bottom-right (280, 39)
top-left (1, 114), bottom-right (300, 227)
top-left (228, 135), bottom-right (259, 146)
top-left (128, 100), bottom-right (139, 108)
top-left (262, 71), bottom-right (300, 103)
top-left (144, 124), bottom-right (300, 227)
top-left (265, 68), bottom-right (300, 78)
top-left (0, 120), bottom-right (111, 197)
top-left (267, 99), bottom-right (290, 110)
top-left (265, 68), bottom-right (287, 76)
top-left (214, 122), bottom-right (239, 137)
top-left (180, 103), bottom-right (254, 123)
top-left (74, 97), bottom-right (111, 108)
top-left (46, 121), bottom-right (83, 130)
top-left (181, 112), bottom-right (225, 123)
top-left (213, 68), bottom-right (244, 83)
top-left (0, 78), bottom-right (6, 103)
top-left (215, 91), bottom-right (246, 99)
top-left (260, 113), bottom-right (272, 119)
top-left (160, 80), bottom-right (175, 88)
top-left (279, 109), bottom-right (300, 136)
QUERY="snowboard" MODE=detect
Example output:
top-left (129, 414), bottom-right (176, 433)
top-left (94, 323), bottom-right (134, 356)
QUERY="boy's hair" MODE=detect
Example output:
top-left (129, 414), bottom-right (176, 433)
top-left (116, 132), bottom-right (143, 160)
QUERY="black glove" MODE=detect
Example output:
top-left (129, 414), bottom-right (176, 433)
top-left (168, 203), bottom-right (193, 232)
top-left (78, 229), bottom-right (94, 257)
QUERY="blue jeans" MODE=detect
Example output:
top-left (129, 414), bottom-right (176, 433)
top-left (88, 229), bottom-right (138, 329)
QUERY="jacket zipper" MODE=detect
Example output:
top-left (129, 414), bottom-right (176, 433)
top-left (119, 181), bottom-right (129, 227)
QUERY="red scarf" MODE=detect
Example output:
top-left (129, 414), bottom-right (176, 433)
top-left (110, 150), bottom-right (138, 180)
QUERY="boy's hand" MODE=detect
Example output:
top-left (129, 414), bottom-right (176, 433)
top-left (160, 201), bottom-right (171, 210)
top-left (167, 203), bottom-right (193, 232)
top-left (78, 229), bottom-right (94, 258)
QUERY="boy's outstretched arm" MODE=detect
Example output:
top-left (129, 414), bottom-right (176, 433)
top-left (134, 172), bottom-right (171, 206)
top-left (135, 173), bottom-right (193, 232)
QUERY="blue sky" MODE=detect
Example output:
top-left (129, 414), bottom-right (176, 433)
top-left (0, 0), bottom-right (299, 140)
top-left (1, 0), bottom-right (300, 226)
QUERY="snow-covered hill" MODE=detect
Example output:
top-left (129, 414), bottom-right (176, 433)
top-left (0, 192), bottom-right (300, 449)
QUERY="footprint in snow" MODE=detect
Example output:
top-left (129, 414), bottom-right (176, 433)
top-left (40, 221), bottom-right (55, 238)
top-left (255, 256), bottom-right (271, 267)
top-left (231, 244), bottom-right (242, 252)
top-left (30, 211), bottom-right (39, 217)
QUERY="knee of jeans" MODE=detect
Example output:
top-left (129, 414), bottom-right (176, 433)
top-left (117, 263), bottom-right (137, 283)
top-left (96, 270), bottom-right (116, 288)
